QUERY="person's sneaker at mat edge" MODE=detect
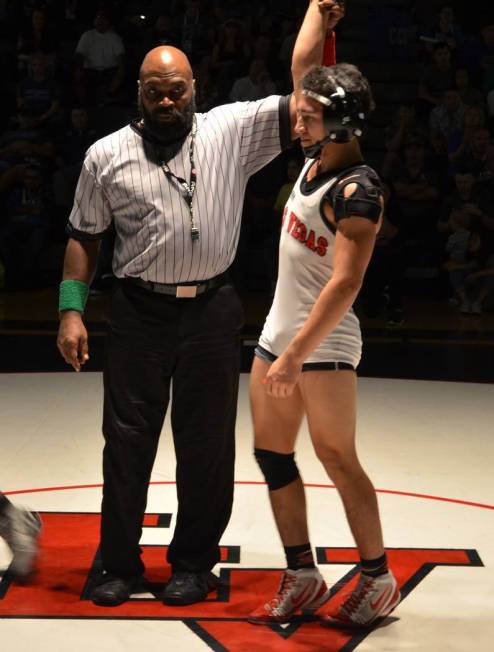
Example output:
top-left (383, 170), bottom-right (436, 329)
top-left (0, 505), bottom-right (42, 579)
top-left (321, 570), bottom-right (400, 628)
top-left (248, 567), bottom-right (330, 624)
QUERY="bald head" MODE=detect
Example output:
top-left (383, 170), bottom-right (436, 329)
top-left (137, 47), bottom-right (196, 144)
top-left (140, 47), bottom-right (193, 83)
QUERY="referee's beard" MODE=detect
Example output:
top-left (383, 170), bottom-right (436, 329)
top-left (138, 93), bottom-right (196, 144)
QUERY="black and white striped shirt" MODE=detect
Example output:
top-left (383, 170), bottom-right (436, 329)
top-left (67, 94), bottom-right (291, 283)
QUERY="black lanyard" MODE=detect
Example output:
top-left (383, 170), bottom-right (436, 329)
top-left (159, 117), bottom-right (200, 242)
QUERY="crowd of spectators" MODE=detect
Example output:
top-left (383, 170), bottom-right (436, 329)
top-left (0, 0), bottom-right (492, 322)
top-left (371, 2), bottom-right (494, 321)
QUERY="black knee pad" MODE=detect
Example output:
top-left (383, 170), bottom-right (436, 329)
top-left (254, 448), bottom-right (300, 491)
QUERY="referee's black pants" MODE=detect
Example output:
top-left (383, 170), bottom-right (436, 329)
top-left (100, 281), bottom-right (243, 578)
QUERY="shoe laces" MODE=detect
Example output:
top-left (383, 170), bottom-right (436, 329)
top-left (265, 572), bottom-right (296, 613)
top-left (340, 576), bottom-right (374, 617)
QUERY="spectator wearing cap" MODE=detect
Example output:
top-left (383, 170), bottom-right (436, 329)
top-left (74, 8), bottom-right (125, 105)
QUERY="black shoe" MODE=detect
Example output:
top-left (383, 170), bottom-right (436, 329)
top-left (163, 571), bottom-right (217, 606)
top-left (91, 574), bottom-right (140, 606)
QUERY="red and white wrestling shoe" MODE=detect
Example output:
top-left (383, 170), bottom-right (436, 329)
top-left (248, 567), bottom-right (330, 625)
top-left (321, 570), bottom-right (400, 628)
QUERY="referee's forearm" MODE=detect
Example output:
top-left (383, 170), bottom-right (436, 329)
top-left (62, 238), bottom-right (100, 285)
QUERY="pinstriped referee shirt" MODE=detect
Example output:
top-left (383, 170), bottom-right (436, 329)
top-left (67, 94), bottom-right (291, 283)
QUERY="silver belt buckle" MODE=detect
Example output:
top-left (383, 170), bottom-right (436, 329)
top-left (176, 285), bottom-right (198, 298)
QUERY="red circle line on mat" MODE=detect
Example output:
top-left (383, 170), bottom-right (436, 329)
top-left (4, 481), bottom-right (493, 511)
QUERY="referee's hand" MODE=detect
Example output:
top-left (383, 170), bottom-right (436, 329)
top-left (57, 312), bottom-right (89, 372)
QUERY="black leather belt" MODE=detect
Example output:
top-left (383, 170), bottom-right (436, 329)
top-left (302, 361), bottom-right (355, 372)
top-left (125, 272), bottom-right (228, 298)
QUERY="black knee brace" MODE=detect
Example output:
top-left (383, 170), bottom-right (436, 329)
top-left (254, 448), bottom-right (300, 491)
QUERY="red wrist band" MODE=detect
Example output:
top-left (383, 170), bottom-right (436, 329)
top-left (323, 31), bottom-right (336, 66)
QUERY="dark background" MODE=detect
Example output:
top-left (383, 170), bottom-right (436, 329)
top-left (0, 0), bottom-right (493, 381)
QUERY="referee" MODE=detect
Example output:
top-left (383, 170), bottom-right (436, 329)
top-left (57, 0), bottom-right (339, 607)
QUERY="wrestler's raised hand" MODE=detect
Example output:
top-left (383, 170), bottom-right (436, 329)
top-left (318, 0), bottom-right (345, 29)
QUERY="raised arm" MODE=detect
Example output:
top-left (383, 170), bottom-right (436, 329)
top-left (289, 0), bottom-right (345, 137)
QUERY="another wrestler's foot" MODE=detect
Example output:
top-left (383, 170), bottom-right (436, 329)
top-left (0, 504), bottom-right (42, 579)
top-left (248, 567), bottom-right (330, 625)
top-left (163, 571), bottom-right (218, 605)
top-left (321, 570), bottom-right (400, 628)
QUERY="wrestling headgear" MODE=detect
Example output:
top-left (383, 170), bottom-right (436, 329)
top-left (301, 85), bottom-right (366, 159)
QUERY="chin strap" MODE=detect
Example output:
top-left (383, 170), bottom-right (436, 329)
top-left (302, 135), bottom-right (334, 159)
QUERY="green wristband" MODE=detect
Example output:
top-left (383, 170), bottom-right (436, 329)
top-left (59, 280), bottom-right (89, 314)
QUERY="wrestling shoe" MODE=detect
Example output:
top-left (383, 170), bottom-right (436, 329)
top-left (322, 570), bottom-right (400, 628)
top-left (248, 567), bottom-right (330, 625)
top-left (0, 505), bottom-right (42, 579)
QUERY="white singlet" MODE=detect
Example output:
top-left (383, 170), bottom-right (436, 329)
top-left (259, 158), bottom-right (372, 368)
